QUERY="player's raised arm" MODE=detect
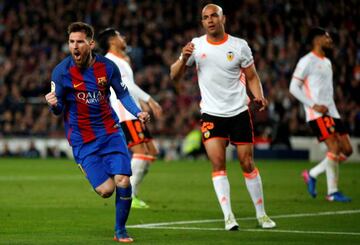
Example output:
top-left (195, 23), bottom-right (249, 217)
top-left (170, 42), bottom-right (194, 81)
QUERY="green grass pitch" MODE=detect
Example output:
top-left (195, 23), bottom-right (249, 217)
top-left (0, 158), bottom-right (359, 244)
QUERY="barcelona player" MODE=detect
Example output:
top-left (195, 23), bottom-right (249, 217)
top-left (45, 22), bottom-right (149, 243)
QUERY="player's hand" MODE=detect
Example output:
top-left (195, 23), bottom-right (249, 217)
top-left (45, 91), bottom-right (58, 107)
top-left (312, 104), bottom-right (328, 114)
top-left (253, 97), bottom-right (268, 111)
top-left (148, 98), bottom-right (163, 119)
top-left (181, 42), bottom-right (195, 62)
top-left (137, 111), bottom-right (150, 124)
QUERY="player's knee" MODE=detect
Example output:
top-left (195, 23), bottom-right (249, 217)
top-left (238, 156), bottom-right (254, 172)
top-left (114, 175), bottom-right (130, 188)
top-left (96, 186), bottom-right (115, 198)
top-left (343, 146), bottom-right (353, 157)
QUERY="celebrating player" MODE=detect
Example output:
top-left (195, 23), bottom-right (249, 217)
top-left (170, 4), bottom-right (276, 230)
top-left (45, 22), bottom-right (150, 243)
top-left (290, 27), bottom-right (353, 202)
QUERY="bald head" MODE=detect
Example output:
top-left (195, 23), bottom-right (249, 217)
top-left (202, 4), bottom-right (223, 17)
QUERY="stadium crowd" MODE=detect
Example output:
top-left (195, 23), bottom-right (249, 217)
top-left (0, 0), bottom-right (359, 149)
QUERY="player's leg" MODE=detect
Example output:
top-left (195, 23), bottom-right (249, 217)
top-left (337, 133), bottom-right (353, 162)
top-left (129, 143), bottom-right (151, 208)
top-left (304, 116), bottom-right (335, 198)
top-left (204, 138), bottom-right (239, 231)
top-left (201, 113), bottom-right (239, 231)
top-left (236, 144), bottom-right (276, 229)
top-left (324, 134), bottom-right (351, 202)
top-left (230, 110), bottom-right (275, 228)
top-left (121, 120), bottom-right (154, 208)
top-left (113, 174), bottom-right (133, 243)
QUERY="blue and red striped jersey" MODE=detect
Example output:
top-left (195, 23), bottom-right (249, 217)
top-left (50, 54), bottom-right (141, 146)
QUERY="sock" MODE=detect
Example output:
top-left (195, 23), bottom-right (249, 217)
top-left (130, 156), bottom-right (149, 197)
top-left (244, 168), bottom-right (266, 218)
top-left (115, 186), bottom-right (132, 232)
top-left (325, 152), bottom-right (339, 195)
top-left (212, 171), bottom-right (234, 220)
top-left (309, 157), bottom-right (328, 178)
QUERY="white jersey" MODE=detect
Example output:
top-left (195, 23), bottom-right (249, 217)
top-left (290, 52), bottom-right (340, 122)
top-left (106, 52), bottom-right (150, 121)
top-left (186, 34), bottom-right (252, 117)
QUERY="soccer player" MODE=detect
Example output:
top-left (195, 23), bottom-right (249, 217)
top-left (45, 22), bottom-right (150, 243)
top-left (97, 28), bottom-right (162, 209)
top-left (290, 27), bottom-right (353, 202)
top-left (170, 4), bottom-right (276, 230)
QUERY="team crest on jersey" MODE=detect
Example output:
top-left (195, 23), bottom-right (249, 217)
top-left (97, 76), bottom-right (107, 87)
top-left (226, 51), bottom-right (234, 61)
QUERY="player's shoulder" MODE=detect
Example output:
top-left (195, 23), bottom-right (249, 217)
top-left (191, 35), bottom-right (206, 45)
top-left (96, 53), bottom-right (114, 65)
top-left (228, 34), bottom-right (249, 48)
top-left (105, 53), bottom-right (129, 68)
top-left (53, 56), bottom-right (72, 74)
top-left (296, 52), bottom-right (313, 65)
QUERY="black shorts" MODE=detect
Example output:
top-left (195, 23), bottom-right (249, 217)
top-left (120, 120), bottom-right (153, 147)
top-left (200, 110), bottom-right (254, 145)
top-left (308, 116), bottom-right (347, 142)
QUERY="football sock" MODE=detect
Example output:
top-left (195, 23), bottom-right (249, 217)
top-left (115, 185), bottom-right (132, 232)
top-left (212, 171), bottom-right (234, 220)
top-left (325, 152), bottom-right (339, 195)
top-left (244, 167), bottom-right (266, 218)
top-left (130, 156), bottom-right (149, 197)
top-left (309, 156), bottom-right (328, 178)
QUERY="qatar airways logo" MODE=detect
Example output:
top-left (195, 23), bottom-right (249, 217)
top-left (76, 91), bottom-right (106, 104)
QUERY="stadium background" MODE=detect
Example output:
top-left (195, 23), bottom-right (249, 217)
top-left (0, 0), bottom-right (359, 158)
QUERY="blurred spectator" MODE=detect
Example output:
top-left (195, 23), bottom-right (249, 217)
top-left (23, 141), bottom-right (41, 158)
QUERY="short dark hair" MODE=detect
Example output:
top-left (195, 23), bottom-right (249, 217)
top-left (307, 27), bottom-right (327, 45)
top-left (67, 22), bottom-right (94, 40)
top-left (97, 28), bottom-right (118, 53)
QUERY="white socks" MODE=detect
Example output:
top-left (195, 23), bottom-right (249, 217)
top-left (325, 152), bottom-right (339, 195)
top-left (212, 171), bottom-right (234, 220)
top-left (244, 168), bottom-right (266, 218)
top-left (130, 156), bottom-right (149, 197)
top-left (309, 157), bottom-right (328, 178)
top-left (309, 152), bottom-right (339, 195)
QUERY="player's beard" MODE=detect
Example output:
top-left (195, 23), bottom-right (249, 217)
top-left (73, 50), bottom-right (91, 68)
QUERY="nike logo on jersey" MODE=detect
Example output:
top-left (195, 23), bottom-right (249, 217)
top-left (74, 82), bottom-right (84, 88)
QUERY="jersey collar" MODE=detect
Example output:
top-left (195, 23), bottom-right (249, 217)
top-left (206, 33), bottom-right (229, 45)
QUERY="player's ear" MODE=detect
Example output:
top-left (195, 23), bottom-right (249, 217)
top-left (89, 39), bottom-right (96, 49)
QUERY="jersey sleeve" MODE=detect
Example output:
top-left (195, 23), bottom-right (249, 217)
top-left (49, 67), bottom-right (65, 115)
top-left (240, 40), bottom-right (254, 68)
top-left (292, 58), bottom-right (308, 81)
top-left (122, 70), bottom-right (151, 102)
top-left (289, 58), bottom-right (314, 107)
top-left (110, 64), bottom-right (141, 117)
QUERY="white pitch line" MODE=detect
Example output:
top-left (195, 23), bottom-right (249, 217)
top-left (128, 209), bottom-right (360, 228)
top-left (130, 226), bottom-right (360, 236)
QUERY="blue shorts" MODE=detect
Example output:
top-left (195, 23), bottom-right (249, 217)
top-left (72, 132), bottom-right (131, 188)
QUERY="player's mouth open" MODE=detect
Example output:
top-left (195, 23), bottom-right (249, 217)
top-left (73, 51), bottom-right (81, 61)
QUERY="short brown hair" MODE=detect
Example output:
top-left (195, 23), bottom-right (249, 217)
top-left (67, 22), bottom-right (94, 40)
